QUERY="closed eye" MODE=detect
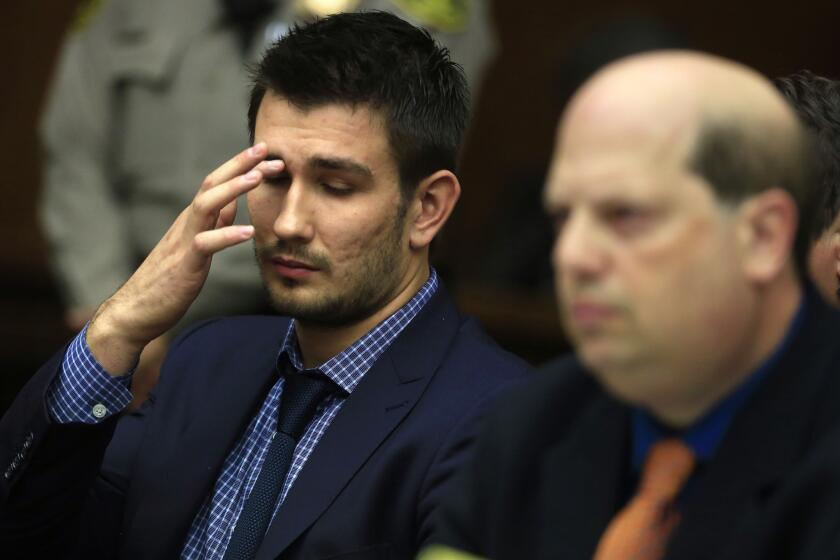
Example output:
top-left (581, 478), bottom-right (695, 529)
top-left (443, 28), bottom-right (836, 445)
top-left (320, 181), bottom-right (354, 196)
top-left (263, 173), bottom-right (291, 188)
top-left (600, 204), bottom-right (656, 234)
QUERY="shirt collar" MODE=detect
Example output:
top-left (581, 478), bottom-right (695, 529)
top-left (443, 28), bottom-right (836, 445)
top-left (277, 269), bottom-right (439, 395)
top-left (632, 291), bottom-right (808, 470)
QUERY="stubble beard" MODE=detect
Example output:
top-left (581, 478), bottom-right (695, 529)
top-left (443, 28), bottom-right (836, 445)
top-left (254, 203), bottom-right (408, 327)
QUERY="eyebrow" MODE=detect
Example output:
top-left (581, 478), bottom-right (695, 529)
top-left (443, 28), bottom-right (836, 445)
top-left (308, 156), bottom-right (373, 179)
top-left (264, 152), bottom-right (374, 180)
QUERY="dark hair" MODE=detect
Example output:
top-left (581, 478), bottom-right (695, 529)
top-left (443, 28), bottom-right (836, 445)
top-left (247, 11), bottom-right (470, 197)
top-left (774, 71), bottom-right (840, 240)
top-left (689, 116), bottom-right (820, 279)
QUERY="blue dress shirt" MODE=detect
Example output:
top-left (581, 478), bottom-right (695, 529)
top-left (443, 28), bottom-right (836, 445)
top-left (632, 293), bottom-right (808, 480)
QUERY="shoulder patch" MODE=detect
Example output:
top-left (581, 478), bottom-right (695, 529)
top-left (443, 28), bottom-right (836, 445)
top-left (389, 0), bottom-right (472, 33)
top-left (70, 0), bottom-right (106, 33)
top-left (298, 0), bottom-right (362, 17)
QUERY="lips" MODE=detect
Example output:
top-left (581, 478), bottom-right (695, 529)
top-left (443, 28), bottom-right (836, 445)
top-left (273, 256), bottom-right (316, 269)
top-left (567, 300), bottom-right (618, 328)
top-left (270, 256), bottom-right (319, 279)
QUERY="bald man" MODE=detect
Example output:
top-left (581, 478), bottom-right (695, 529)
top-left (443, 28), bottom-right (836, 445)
top-left (423, 51), bottom-right (840, 560)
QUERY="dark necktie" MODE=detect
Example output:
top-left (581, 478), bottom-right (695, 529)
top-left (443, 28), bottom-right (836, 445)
top-left (594, 438), bottom-right (695, 560)
top-left (223, 369), bottom-right (336, 560)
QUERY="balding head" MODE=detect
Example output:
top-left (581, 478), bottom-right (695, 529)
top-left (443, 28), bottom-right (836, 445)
top-left (564, 51), bottom-right (799, 141)
top-left (560, 52), bottom-right (815, 272)
top-left (545, 51), bottom-right (816, 426)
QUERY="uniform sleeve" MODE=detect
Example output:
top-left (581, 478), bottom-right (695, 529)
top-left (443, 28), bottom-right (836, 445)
top-left (39, 21), bottom-right (135, 311)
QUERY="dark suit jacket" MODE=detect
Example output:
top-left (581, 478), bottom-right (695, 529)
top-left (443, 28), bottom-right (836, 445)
top-left (0, 287), bottom-right (530, 559)
top-left (433, 291), bottom-right (840, 559)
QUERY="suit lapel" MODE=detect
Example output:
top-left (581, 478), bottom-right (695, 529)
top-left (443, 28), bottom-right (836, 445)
top-left (667, 295), bottom-right (837, 560)
top-left (256, 289), bottom-right (462, 559)
top-left (537, 392), bottom-right (629, 559)
top-left (123, 334), bottom-right (281, 559)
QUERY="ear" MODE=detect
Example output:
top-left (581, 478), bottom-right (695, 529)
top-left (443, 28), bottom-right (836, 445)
top-left (736, 188), bottom-right (798, 284)
top-left (819, 212), bottom-right (840, 279)
top-left (806, 222), bottom-right (840, 304)
top-left (831, 232), bottom-right (840, 277)
top-left (408, 170), bottom-right (461, 250)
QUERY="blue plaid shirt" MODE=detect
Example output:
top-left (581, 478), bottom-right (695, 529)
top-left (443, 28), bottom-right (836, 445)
top-left (46, 270), bottom-right (439, 559)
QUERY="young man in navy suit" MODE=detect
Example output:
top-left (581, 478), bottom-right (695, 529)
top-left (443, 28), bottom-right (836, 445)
top-left (0, 12), bottom-right (529, 559)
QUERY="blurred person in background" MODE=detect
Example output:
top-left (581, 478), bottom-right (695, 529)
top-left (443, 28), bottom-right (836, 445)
top-left (423, 51), bottom-right (840, 559)
top-left (40, 0), bottom-right (497, 408)
top-left (775, 71), bottom-right (840, 306)
top-left (2, 12), bottom-right (527, 559)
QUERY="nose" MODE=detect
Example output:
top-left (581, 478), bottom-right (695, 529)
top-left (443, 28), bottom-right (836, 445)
top-left (272, 180), bottom-right (315, 242)
top-left (552, 210), bottom-right (609, 280)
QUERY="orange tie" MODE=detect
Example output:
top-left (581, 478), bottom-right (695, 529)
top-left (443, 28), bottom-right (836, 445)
top-left (594, 438), bottom-right (696, 560)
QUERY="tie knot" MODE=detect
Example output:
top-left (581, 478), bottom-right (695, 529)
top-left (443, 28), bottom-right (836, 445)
top-left (638, 438), bottom-right (696, 503)
top-left (277, 372), bottom-right (336, 439)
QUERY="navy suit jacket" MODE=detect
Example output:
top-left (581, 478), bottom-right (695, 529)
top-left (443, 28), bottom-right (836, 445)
top-left (433, 290), bottom-right (840, 559)
top-left (0, 287), bottom-right (530, 559)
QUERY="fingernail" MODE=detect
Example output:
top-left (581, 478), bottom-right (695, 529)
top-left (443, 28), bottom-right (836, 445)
top-left (249, 142), bottom-right (266, 157)
top-left (239, 225), bottom-right (255, 236)
top-left (245, 170), bottom-right (260, 181)
top-left (265, 160), bottom-right (284, 171)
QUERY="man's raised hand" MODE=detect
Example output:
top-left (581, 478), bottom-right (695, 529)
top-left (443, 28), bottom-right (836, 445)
top-left (86, 143), bottom-right (283, 375)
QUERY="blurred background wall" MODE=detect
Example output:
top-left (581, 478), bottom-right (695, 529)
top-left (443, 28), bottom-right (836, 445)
top-left (3, 0), bottom-right (840, 411)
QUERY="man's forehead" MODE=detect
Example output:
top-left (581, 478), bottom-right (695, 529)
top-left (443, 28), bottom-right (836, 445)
top-left (254, 94), bottom-right (392, 170)
top-left (561, 100), bottom-right (694, 160)
top-left (555, 58), bottom-right (701, 175)
top-left (547, 165), bottom-right (657, 211)
top-left (256, 93), bottom-right (387, 133)
top-left (546, 132), bottom-right (694, 203)
top-left (546, 96), bottom-right (701, 193)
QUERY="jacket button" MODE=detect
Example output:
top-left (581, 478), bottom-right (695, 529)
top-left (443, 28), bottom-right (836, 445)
top-left (92, 403), bottom-right (108, 419)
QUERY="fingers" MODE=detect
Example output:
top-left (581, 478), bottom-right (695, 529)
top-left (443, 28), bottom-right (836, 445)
top-left (190, 169), bottom-right (263, 231)
top-left (199, 142), bottom-right (268, 193)
top-left (187, 150), bottom-right (286, 254)
top-left (216, 198), bottom-right (237, 229)
top-left (189, 225), bottom-right (255, 265)
top-left (255, 159), bottom-right (285, 176)
top-left (214, 159), bottom-right (285, 229)
top-left (88, 147), bottom-right (273, 369)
